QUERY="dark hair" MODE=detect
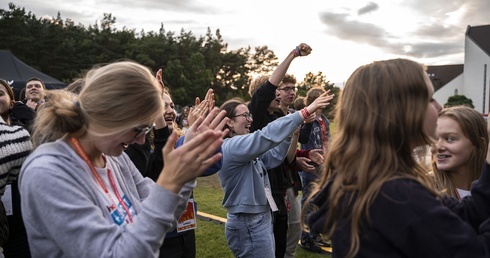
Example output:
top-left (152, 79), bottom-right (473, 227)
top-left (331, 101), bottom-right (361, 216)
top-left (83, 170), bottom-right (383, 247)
top-left (280, 74), bottom-right (297, 86)
top-left (26, 77), bottom-right (46, 89)
top-left (0, 79), bottom-right (15, 102)
top-left (219, 97), bottom-right (245, 134)
top-left (294, 96), bottom-right (306, 110)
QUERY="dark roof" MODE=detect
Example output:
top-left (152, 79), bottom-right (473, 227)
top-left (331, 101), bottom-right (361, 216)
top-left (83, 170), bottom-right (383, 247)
top-left (0, 50), bottom-right (66, 92)
top-left (427, 64), bottom-right (464, 91)
top-left (466, 24), bottom-right (490, 56)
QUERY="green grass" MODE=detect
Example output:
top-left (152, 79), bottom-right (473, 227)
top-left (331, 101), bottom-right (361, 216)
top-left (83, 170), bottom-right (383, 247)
top-left (194, 174), bottom-right (331, 258)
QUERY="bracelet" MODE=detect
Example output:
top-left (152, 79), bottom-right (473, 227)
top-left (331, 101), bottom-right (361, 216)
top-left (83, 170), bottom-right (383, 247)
top-left (293, 48), bottom-right (299, 57)
top-left (295, 46), bottom-right (301, 57)
top-left (302, 107), bottom-right (310, 117)
top-left (300, 108), bottom-right (306, 119)
top-left (300, 108), bottom-right (310, 119)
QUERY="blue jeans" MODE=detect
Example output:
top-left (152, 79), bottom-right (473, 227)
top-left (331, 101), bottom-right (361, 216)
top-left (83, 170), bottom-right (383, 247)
top-left (225, 211), bottom-right (275, 258)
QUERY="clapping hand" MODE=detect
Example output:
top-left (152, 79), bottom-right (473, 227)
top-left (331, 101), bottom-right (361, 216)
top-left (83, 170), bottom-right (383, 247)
top-left (188, 89), bottom-right (215, 126)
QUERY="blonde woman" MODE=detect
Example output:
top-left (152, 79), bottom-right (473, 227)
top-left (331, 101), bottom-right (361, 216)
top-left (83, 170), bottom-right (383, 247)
top-left (19, 61), bottom-right (226, 257)
top-left (431, 106), bottom-right (488, 199)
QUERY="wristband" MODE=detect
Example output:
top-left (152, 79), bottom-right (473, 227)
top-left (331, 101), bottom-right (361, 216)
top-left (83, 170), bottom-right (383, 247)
top-left (302, 107), bottom-right (310, 117)
top-left (300, 108), bottom-right (307, 119)
top-left (295, 46), bottom-right (301, 57)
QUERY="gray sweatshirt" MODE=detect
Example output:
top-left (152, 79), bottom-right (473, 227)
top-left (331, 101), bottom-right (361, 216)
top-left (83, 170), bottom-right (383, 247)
top-left (19, 139), bottom-right (194, 258)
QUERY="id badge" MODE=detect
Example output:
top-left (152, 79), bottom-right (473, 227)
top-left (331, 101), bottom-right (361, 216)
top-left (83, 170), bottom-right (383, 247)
top-left (264, 186), bottom-right (278, 212)
top-left (177, 198), bottom-right (197, 232)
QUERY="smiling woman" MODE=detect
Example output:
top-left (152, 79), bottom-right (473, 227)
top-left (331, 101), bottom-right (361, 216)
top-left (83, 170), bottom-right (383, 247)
top-left (216, 92), bottom-right (331, 258)
top-left (431, 105), bottom-right (488, 199)
top-left (18, 60), bottom-right (227, 258)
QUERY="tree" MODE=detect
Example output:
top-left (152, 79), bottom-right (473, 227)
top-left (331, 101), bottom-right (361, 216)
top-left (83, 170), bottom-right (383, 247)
top-left (0, 4), bottom-right (340, 111)
top-left (444, 95), bottom-right (474, 108)
top-left (247, 46), bottom-right (278, 77)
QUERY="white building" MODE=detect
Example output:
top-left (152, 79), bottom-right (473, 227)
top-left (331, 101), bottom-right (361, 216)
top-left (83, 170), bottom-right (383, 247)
top-left (431, 24), bottom-right (490, 114)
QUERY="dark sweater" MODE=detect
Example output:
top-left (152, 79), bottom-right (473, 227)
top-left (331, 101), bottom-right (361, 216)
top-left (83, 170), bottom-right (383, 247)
top-left (125, 127), bottom-right (170, 181)
top-left (309, 164), bottom-right (490, 257)
top-left (248, 81), bottom-right (294, 200)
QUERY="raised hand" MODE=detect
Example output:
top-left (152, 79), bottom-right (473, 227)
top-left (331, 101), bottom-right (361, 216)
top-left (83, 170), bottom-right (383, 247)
top-left (296, 43), bottom-right (313, 57)
top-left (188, 89), bottom-right (215, 126)
top-left (305, 89), bottom-right (334, 116)
top-left (185, 107), bottom-right (228, 144)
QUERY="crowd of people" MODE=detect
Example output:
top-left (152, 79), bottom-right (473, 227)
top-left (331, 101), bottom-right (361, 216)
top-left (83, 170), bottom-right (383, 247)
top-left (0, 44), bottom-right (489, 258)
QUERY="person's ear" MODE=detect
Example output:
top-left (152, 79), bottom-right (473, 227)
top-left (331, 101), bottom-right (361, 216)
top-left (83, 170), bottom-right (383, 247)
top-left (226, 118), bottom-right (234, 129)
top-left (9, 100), bottom-right (14, 109)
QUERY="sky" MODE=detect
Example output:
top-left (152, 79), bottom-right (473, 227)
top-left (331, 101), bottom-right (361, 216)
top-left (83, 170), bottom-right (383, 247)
top-left (3, 0), bottom-right (490, 87)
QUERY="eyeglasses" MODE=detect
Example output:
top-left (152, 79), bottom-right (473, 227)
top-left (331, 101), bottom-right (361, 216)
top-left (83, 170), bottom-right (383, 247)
top-left (132, 123), bottom-right (155, 140)
top-left (278, 87), bottom-right (297, 93)
top-left (232, 112), bottom-right (253, 121)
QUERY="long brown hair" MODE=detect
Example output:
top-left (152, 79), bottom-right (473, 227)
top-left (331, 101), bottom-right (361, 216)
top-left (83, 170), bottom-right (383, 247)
top-left (432, 106), bottom-right (488, 198)
top-left (309, 59), bottom-right (439, 257)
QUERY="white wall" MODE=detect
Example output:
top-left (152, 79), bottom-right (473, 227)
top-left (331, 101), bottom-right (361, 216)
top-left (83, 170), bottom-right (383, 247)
top-left (433, 74), bottom-right (463, 106)
top-left (463, 37), bottom-right (490, 114)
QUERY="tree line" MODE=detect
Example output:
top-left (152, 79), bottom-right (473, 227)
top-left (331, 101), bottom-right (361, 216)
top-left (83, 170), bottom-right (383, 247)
top-left (0, 3), bottom-right (340, 116)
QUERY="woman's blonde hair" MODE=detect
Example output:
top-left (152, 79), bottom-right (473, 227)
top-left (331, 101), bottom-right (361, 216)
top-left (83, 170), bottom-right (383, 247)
top-left (32, 61), bottom-right (163, 148)
top-left (432, 106), bottom-right (488, 198)
top-left (309, 58), bottom-right (438, 257)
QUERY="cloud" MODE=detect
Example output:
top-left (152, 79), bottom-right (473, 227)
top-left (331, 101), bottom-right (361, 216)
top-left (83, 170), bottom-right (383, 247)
top-left (403, 41), bottom-right (462, 58)
top-left (319, 12), bottom-right (389, 41)
top-left (412, 24), bottom-right (462, 39)
top-left (318, 1), bottom-right (469, 60)
top-left (357, 2), bottom-right (379, 15)
top-left (404, 0), bottom-right (489, 28)
top-left (460, 0), bottom-right (490, 26)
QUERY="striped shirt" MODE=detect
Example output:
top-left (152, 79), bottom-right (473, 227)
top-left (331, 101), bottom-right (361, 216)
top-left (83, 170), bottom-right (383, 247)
top-left (0, 119), bottom-right (32, 196)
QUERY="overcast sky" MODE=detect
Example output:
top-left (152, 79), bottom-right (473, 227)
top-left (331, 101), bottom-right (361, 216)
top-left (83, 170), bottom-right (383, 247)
top-left (3, 0), bottom-right (490, 86)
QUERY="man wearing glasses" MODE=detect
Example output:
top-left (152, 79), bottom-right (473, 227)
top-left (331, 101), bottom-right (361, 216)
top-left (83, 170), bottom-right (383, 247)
top-left (247, 43), bottom-right (312, 258)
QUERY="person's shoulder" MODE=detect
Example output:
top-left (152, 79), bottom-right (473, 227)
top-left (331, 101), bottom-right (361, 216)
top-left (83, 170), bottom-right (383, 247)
top-left (0, 122), bottom-right (30, 141)
top-left (26, 140), bottom-right (73, 165)
top-left (20, 141), bottom-right (78, 184)
top-left (378, 177), bottom-right (439, 207)
top-left (381, 177), bottom-right (428, 193)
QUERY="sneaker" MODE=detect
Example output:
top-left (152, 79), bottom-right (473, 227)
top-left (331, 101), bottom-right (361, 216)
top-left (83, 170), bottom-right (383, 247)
top-left (312, 235), bottom-right (332, 247)
top-left (299, 238), bottom-right (328, 254)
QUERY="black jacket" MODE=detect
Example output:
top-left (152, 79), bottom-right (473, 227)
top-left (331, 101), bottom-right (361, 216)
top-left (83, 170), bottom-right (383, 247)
top-left (309, 164), bottom-right (490, 257)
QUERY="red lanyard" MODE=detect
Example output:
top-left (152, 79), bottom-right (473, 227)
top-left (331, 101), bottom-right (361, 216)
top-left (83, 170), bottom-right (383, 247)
top-left (70, 137), bottom-right (133, 223)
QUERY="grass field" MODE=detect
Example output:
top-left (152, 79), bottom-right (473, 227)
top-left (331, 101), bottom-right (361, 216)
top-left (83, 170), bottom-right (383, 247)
top-left (193, 174), bottom-right (331, 258)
